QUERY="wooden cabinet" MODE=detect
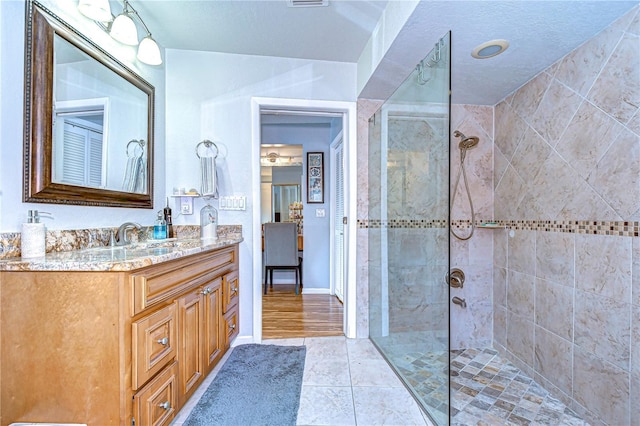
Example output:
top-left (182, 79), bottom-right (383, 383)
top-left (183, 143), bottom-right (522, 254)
top-left (0, 243), bottom-right (239, 426)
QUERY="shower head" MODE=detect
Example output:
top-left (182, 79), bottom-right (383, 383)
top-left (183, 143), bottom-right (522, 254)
top-left (453, 130), bottom-right (480, 150)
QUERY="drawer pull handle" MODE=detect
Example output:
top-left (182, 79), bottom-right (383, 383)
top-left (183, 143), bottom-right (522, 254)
top-left (229, 324), bottom-right (236, 330)
top-left (159, 401), bottom-right (171, 410)
top-left (200, 287), bottom-right (211, 295)
top-left (157, 337), bottom-right (168, 346)
top-left (231, 286), bottom-right (238, 294)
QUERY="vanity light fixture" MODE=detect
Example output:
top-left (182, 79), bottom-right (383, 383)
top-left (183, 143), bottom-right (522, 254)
top-left (77, 0), bottom-right (162, 66)
top-left (109, 1), bottom-right (138, 45)
top-left (77, 0), bottom-right (112, 22)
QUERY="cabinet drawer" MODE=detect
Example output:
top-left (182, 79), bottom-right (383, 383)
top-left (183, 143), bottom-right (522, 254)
top-left (222, 270), bottom-right (239, 313)
top-left (133, 361), bottom-right (178, 426)
top-left (132, 304), bottom-right (177, 389)
top-left (131, 246), bottom-right (237, 315)
top-left (223, 307), bottom-right (239, 349)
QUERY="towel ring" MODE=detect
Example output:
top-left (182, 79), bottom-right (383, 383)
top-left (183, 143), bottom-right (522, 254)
top-left (126, 139), bottom-right (145, 158)
top-left (196, 140), bottom-right (219, 159)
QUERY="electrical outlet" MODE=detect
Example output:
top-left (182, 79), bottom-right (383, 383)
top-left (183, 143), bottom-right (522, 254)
top-left (180, 197), bottom-right (193, 215)
top-left (316, 208), bottom-right (325, 217)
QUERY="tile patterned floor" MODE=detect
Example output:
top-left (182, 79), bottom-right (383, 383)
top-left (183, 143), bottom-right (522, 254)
top-left (171, 339), bottom-right (588, 425)
top-left (172, 336), bottom-right (433, 426)
top-left (395, 347), bottom-right (589, 426)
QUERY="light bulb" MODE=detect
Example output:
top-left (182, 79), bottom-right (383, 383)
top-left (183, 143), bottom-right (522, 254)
top-left (110, 12), bottom-right (138, 45)
top-left (137, 35), bottom-right (162, 65)
top-left (77, 0), bottom-right (112, 22)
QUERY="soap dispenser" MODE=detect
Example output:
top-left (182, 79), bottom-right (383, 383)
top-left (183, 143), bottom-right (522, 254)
top-left (154, 210), bottom-right (167, 239)
top-left (21, 210), bottom-right (48, 258)
top-left (200, 202), bottom-right (218, 241)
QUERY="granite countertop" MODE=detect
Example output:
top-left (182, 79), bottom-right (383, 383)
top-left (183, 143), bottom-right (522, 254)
top-left (0, 236), bottom-right (243, 272)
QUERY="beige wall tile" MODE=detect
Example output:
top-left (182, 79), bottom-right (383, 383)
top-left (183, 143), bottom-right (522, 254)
top-left (508, 230), bottom-right (536, 275)
top-left (587, 128), bottom-right (640, 219)
top-left (554, 24), bottom-right (625, 97)
top-left (510, 128), bottom-right (552, 183)
top-left (534, 326), bottom-right (572, 395)
top-left (506, 311), bottom-right (534, 366)
top-left (588, 33), bottom-right (640, 125)
top-left (494, 306), bottom-right (507, 347)
top-left (512, 71), bottom-right (553, 120)
top-left (507, 270), bottom-right (535, 318)
top-left (535, 278), bottom-right (574, 341)
top-left (494, 101), bottom-right (527, 161)
top-left (575, 289), bottom-right (631, 370)
top-left (555, 100), bottom-right (624, 180)
top-left (535, 231), bottom-right (575, 286)
top-left (529, 152), bottom-right (581, 219)
top-left (573, 346), bottom-right (630, 425)
top-left (575, 234), bottom-right (632, 300)
top-left (530, 79), bottom-right (582, 146)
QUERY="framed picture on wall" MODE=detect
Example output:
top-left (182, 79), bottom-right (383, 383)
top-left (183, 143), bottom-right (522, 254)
top-left (307, 152), bottom-right (324, 203)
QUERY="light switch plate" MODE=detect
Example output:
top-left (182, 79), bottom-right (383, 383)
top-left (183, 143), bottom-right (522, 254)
top-left (219, 195), bottom-right (247, 211)
top-left (316, 208), bottom-right (325, 217)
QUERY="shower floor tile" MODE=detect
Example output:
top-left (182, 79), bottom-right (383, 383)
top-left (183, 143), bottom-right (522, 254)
top-left (394, 347), bottom-right (590, 425)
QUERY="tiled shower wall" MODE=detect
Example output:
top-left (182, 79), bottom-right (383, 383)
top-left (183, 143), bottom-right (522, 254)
top-left (493, 6), bottom-right (640, 426)
top-left (449, 104), bottom-right (494, 349)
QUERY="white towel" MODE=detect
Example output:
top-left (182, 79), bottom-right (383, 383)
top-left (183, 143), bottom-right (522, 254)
top-left (200, 156), bottom-right (218, 198)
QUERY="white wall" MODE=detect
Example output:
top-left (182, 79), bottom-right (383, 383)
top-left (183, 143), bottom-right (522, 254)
top-left (165, 48), bottom-right (356, 339)
top-left (0, 0), bottom-right (166, 232)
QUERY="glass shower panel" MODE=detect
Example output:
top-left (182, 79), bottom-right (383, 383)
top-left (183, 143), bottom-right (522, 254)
top-left (368, 33), bottom-right (451, 425)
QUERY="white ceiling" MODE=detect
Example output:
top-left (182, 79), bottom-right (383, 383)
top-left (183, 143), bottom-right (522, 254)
top-left (134, 0), bottom-right (638, 105)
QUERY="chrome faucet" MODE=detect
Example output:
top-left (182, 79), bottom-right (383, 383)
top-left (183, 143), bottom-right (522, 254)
top-left (452, 296), bottom-right (467, 308)
top-left (115, 222), bottom-right (142, 246)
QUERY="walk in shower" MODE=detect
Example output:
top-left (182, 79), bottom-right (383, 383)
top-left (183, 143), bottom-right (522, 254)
top-left (368, 33), bottom-right (452, 424)
top-left (367, 32), bottom-right (590, 426)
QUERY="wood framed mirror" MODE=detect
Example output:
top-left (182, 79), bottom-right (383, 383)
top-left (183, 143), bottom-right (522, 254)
top-left (24, 0), bottom-right (155, 208)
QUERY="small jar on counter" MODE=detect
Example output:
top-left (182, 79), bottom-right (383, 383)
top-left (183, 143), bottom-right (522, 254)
top-left (200, 203), bottom-right (218, 241)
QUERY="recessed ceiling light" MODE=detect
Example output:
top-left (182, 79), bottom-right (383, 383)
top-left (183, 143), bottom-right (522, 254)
top-left (471, 39), bottom-right (509, 59)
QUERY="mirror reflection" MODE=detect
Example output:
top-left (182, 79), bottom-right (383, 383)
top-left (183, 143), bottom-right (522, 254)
top-left (272, 184), bottom-right (301, 222)
top-left (260, 145), bottom-right (303, 231)
top-left (24, 1), bottom-right (154, 208)
top-left (53, 34), bottom-right (149, 192)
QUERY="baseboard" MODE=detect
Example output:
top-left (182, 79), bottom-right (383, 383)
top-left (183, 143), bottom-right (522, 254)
top-left (301, 287), bottom-right (331, 295)
top-left (263, 282), bottom-right (331, 295)
top-left (231, 335), bottom-right (255, 347)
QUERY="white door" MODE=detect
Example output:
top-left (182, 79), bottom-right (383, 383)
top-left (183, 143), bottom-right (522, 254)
top-left (331, 135), bottom-right (345, 302)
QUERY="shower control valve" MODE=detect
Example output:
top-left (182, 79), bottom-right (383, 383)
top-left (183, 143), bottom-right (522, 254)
top-left (446, 268), bottom-right (465, 288)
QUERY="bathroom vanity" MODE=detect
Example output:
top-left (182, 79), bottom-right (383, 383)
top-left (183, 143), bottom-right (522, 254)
top-left (0, 238), bottom-right (240, 425)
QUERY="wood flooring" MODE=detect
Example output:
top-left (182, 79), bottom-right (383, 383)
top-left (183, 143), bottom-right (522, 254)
top-left (262, 284), bottom-right (344, 339)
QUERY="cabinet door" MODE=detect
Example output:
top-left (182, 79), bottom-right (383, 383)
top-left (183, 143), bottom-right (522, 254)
top-left (132, 304), bottom-right (177, 390)
top-left (177, 288), bottom-right (204, 405)
top-left (133, 361), bottom-right (178, 426)
top-left (222, 270), bottom-right (239, 314)
top-left (223, 307), bottom-right (239, 350)
top-left (203, 277), bottom-right (223, 372)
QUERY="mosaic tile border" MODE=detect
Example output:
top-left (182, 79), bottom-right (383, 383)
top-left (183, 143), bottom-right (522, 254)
top-left (358, 219), bottom-right (640, 237)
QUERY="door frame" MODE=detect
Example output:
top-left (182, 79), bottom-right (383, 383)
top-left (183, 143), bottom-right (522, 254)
top-left (250, 97), bottom-right (357, 341)
top-left (329, 130), bottom-right (345, 302)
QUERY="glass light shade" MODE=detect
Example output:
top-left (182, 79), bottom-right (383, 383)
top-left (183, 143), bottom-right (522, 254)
top-left (110, 13), bottom-right (139, 45)
top-left (78, 0), bottom-right (112, 22)
top-left (137, 36), bottom-right (162, 65)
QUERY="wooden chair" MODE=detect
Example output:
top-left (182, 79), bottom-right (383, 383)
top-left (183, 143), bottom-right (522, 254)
top-left (263, 222), bottom-right (303, 295)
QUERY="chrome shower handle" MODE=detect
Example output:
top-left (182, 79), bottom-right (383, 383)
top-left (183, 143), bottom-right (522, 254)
top-left (446, 268), bottom-right (465, 288)
top-left (450, 275), bottom-right (463, 288)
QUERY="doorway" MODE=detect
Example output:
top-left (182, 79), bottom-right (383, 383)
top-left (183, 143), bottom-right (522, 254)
top-left (251, 98), bottom-right (357, 342)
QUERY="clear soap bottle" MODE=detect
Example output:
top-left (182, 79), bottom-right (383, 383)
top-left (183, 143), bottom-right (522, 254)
top-left (154, 210), bottom-right (167, 239)
top-left (200, 202), bottom-right (218, 241)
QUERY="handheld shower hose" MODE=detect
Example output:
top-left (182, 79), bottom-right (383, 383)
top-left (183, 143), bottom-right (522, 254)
top-left (451, 131), bottom-right (479, 241)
